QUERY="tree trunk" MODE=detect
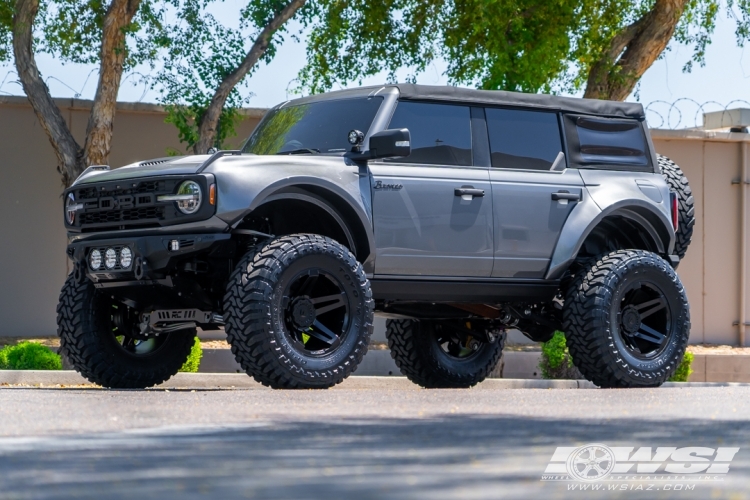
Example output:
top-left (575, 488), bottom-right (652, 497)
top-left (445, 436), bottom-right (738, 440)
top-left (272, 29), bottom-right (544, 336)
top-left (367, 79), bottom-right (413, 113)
top-left (83, 0), bottom-right (142, 167)
top-left (12, 0), bottom-right (141, 187)
top-left (193, 0), bottom-right (306, 154)
top-left (13, 0), bottom-right (82, 187)
top-left (583, 0), bottom-right (689, 101)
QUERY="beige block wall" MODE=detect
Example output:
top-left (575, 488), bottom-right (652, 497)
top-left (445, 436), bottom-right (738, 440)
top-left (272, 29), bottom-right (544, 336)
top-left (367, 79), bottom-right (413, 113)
top-left (652, 130), bottom-right (750, 346)
top-left (0, 97), bottom-right (263, 337)
top-left (1, 96), bottom-right (748, 346)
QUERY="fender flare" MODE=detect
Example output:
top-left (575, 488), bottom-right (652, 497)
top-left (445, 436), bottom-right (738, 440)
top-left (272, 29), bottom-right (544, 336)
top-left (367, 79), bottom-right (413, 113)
top-left (259, 191), bottom-right (357, 253)
top-left (232, 177), bottom-right (376, 270)
top-left (545, 199), bottom-right (674, 280)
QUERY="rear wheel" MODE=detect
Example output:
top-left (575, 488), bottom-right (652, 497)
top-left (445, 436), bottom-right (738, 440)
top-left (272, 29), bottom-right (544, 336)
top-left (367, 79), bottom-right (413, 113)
top-left (562, 250), bottom-right (690, 388)
top-left (56, 275), bottom-right (196, 388)
top-left (658, 154), bottom-right (694, 260)
top-left (223, 234), bottom-right (374, 389)
top-left (386, 319), bottom-right (504, 388)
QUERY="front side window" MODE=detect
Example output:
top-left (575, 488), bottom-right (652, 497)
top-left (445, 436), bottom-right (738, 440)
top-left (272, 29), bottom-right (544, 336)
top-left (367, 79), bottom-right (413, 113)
top-left (485, 108), bottom-right (563, 170)
top-left (387, 101), bottom-right (472, 166)
top-left (243, 97), bottom-right (383, 155)
top-left (575, 117), bottom-right (648, 166)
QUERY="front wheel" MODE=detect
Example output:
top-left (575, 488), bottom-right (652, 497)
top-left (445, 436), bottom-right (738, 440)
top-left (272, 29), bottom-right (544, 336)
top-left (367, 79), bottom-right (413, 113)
top-left (562, 250), bottom-right (690, 388)
top-left (386, 320), bottom-right (504, 388)
top-left (223, 234), bottom-right (374, 389)
top-left (56, 275), bottom-right (196, 388)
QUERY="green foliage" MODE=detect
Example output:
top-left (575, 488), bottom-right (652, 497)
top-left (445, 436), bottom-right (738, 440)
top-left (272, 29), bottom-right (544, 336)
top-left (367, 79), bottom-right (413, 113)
top-left (178, 337), bottom-right (202, 372)
top-left (0, 0), bottom-right (13, 63)
top-left (299, 0), bottom-right (750, 96)
top-left (155, 0), bottom-right (311, 151)
top-left (539, 331), bottom-right (580, 380)
top-left (668, 351), bottom-right (694, 382)
top-left (40, 0), bottom-right (175, 69)
top-left (0, 342), bottom-right (62, 370)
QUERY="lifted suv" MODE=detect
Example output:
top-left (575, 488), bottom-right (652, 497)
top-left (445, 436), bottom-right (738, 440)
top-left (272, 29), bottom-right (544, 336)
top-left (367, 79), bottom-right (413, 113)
top-left (58, 84), bottom-right (695, 389)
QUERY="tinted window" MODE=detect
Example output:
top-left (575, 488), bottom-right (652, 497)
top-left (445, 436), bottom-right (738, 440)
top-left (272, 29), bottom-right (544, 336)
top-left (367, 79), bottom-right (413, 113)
top-left (243, 97), bottom-right (383, 155)
top-left (575, 117), bottom-right (648, 165)
top-left (387, 101), bottom-right (472, 165)
top-left (485, 108), bottom-right (562, 170)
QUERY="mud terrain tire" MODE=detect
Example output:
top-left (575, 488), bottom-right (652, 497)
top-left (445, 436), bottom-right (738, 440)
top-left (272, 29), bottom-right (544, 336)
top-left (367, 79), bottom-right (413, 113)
top-left (563, 250), bottom-right (690, 388)
top-left (224, 234), bottom-right (374, 389)
top-left (658, 154), bottom-right (695, 260)
top-left (386, 319), bottom-right (504, 388)
top-left (57, 275), bottom-right (196, 389)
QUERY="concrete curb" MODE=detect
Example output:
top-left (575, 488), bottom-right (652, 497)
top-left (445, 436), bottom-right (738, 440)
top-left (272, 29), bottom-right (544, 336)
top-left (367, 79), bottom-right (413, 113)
top-left (1, 371), bottom-right (749, 389)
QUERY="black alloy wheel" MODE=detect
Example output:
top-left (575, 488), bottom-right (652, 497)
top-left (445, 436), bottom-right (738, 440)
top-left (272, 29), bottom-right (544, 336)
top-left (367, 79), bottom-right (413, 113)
top-left (281, 267), bottom-right (352, 356)
top-left (224, 234), bottom-right (374, 389)
top-left (615, 281), bottom-right (672, 361)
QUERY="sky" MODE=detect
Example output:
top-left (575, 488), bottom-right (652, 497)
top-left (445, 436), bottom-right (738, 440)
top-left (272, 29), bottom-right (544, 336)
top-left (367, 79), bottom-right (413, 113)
top-left (0, 6), bottom-right (749, 130)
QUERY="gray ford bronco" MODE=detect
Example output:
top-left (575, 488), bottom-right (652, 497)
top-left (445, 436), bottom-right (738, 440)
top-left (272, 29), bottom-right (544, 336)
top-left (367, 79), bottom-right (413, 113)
top-left (58, 84), bottom-right (695, 390)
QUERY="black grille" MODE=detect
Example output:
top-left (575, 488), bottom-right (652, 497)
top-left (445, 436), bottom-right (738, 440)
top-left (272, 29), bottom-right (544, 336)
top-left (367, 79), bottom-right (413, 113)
top-left (80, 207), bottom-right (165, 225)
top-left (66, 175), bottom-right (214, 232)
top-left (67, 177), bottom-right (193, 231)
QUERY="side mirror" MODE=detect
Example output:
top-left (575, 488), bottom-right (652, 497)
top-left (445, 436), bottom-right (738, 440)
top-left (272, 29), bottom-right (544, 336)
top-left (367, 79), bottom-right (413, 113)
top-left (368, 128), bottom-right (411, 159)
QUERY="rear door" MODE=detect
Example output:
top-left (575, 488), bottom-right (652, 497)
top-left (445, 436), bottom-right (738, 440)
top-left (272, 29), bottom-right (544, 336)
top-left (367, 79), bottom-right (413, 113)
top-left (485, 107), bottom-right (584, 278)
top-left (370, 101), bottom-right (494, 277)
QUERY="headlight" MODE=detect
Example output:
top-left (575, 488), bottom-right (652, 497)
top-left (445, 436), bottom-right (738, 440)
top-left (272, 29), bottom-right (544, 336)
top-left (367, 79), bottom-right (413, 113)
top-left (104, 248), bottom-right (117, 269)
top-left (120, 247), bottom-right (133, 269)
top-left (157, 180), bottom-right (202, 215)
top-left (66, 193), bottom-right (83, 225)
top-left (89, 249), bottom-right (102, 270)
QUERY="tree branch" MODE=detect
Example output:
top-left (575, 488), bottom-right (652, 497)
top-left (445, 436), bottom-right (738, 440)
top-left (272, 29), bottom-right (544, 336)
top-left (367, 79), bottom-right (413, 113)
top-left (83, 0), bottom-right (142, 168)
top-left (13, 0), bottom-right (82, 186)
top-left (584, 0), bottom-right (689, 101)
top-left (193, 0), bottom-right (306, 154)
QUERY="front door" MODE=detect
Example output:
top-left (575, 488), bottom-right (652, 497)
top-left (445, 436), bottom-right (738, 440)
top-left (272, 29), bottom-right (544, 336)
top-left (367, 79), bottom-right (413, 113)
top-left (484, 107), bottom-right (584, 278)
top-left (370, 101), bottom-right (493, 277)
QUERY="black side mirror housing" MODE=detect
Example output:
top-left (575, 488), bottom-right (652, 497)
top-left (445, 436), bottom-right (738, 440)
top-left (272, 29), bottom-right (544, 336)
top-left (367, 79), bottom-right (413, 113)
top-left (368, 128), bottom-right (411, 159)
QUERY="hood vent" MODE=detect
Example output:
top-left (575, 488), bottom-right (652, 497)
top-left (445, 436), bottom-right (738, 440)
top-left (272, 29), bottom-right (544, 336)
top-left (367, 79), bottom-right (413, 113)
top-left (139, 158), bottom-right (171, 167)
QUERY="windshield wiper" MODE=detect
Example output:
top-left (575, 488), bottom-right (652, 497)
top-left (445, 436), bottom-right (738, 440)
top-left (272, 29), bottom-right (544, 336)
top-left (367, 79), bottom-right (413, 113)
top-left (276, 148), bottom-right (320, 155)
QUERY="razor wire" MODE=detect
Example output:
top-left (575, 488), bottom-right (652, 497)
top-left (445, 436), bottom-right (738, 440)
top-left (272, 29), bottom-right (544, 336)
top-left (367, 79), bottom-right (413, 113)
top-left (645, 98), bottom-right (750, 129)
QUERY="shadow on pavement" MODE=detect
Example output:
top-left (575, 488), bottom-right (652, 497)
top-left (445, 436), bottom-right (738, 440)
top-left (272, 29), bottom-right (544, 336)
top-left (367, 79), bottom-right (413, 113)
top-left (0, 415), bottom-right (747, 499)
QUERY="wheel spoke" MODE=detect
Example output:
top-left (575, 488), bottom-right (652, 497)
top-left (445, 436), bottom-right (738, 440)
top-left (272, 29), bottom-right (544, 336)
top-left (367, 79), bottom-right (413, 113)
top-left (634, 323), bottom-right (667, 345)
top-left (634, 297), bottom-right (667, 320)
top-left (309, 320), bottom-right (339, 345)
top-left (297, 273), bottom-right (319, 296)
top-left (311, 293), bottom-right (346, 316)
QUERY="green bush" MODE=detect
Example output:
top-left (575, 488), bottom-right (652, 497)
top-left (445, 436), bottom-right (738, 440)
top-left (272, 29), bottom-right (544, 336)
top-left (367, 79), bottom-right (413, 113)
top-left (668, 351), bottom-right (694, 382)
top-left (0, 342), bottom-right (62, 370)
top-left (539, 331), bottom-right (581, 379)
top-left (179, 337), bottom-right (203, 372)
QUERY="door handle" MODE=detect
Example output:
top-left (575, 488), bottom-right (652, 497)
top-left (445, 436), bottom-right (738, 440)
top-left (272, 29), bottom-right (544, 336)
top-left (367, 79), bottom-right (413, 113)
top-left (551, 191), bottom-right (580, 201)
top-left (455, 187), bottom-right (485, 197)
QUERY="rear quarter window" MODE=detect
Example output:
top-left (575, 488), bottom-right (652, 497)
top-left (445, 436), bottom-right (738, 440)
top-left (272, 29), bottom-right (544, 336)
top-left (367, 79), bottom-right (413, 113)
top-left (566, 116), bottom-right (651, 170)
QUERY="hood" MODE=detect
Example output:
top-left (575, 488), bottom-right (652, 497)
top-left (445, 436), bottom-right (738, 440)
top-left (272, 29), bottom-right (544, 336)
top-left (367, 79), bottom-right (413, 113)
top-left (72, 155), bottom-right (212, 185)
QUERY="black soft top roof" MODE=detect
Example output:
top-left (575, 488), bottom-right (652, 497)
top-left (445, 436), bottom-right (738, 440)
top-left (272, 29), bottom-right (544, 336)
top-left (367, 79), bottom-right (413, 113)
top-left (291, 84), bottom-right (645, 120)
top-left (395, 84), bottom-right (645, 119)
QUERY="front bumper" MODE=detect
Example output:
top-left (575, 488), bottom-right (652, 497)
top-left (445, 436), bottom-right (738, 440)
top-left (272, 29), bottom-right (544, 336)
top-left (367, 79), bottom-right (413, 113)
top-left (67, 232), bottom-right (231, 285)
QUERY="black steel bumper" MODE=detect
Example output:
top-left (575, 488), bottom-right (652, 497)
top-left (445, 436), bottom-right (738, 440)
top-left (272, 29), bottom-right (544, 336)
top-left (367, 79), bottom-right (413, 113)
top-left (67, 232), bottom-right (231, 284)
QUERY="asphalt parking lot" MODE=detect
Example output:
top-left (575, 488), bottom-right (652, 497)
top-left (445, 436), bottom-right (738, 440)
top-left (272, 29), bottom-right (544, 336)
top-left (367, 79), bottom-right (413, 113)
top-left (0, 380), bottom-right (749, 499)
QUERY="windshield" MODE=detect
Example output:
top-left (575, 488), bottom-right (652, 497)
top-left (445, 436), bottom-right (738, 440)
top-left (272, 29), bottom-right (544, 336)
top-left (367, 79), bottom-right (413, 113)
top-left (242, 97), bottom-right (384, 155)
